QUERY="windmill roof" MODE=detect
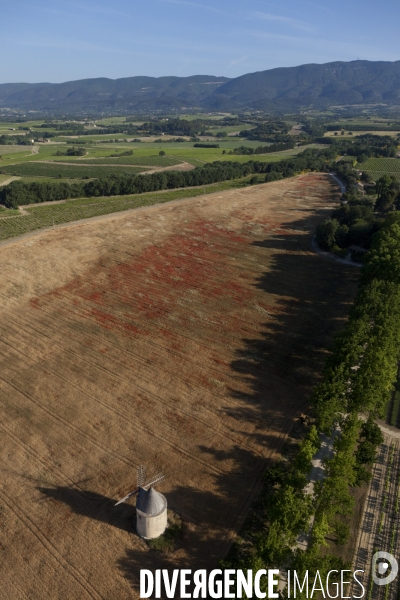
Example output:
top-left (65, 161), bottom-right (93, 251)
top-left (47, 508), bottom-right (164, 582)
top-left (136, 486), bottom-right (166, 516)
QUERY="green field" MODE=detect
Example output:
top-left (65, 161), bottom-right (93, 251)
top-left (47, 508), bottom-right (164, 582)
top-left (359, 157), bottom-right (400, 181)
top-left (53, 154), bottom-right (180, 167)
top-left (0, 162), bottom-right (148, 179)
top-left (0, 205), bottom-right (20, 216)
top-left (0, 145), bottom-right (57, 163)
top-left (0, 150), bottom-right (35, 162)
top-left (0, 145), bottom-right (36, 155)
top-left (0, 121), bottom-right (315, 200)
top-left (0, 177), bottom-right (254, 242)
top-left (0, 140), bottom-right (305, 173)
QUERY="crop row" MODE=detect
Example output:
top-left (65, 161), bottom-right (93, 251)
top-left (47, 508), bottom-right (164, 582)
top-left (70, 155), bottom-right (180, 166)
top-left (0, 162), bottom-right (147, 179)
top-left (360, 158), bottom-right (400, 174)
top-left (0, 178), bottom-right (246, 242)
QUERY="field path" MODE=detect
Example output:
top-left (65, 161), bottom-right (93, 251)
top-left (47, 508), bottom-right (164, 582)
top-left (0, 176), bottom-right (21, 186)
top-left (0, 174), bottom-right (358, 599)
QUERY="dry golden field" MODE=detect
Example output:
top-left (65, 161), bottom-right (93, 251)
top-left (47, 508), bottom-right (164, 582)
top-left (0, 174), bottom-right (358, 599)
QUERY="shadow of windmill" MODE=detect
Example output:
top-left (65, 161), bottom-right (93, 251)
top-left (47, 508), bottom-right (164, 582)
top-left (38, 486), bottom-right (137, 534)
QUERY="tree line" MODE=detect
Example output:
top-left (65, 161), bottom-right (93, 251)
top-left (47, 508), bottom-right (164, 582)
top-left (223, 217), bottom-right (400, 595)
top-left (230, 141), bottom-right (295, 155)
top-left (327, 123), bottom-right (400, 132)
top-left (0, 161), bottom-right (257, 208)
top-left (0, 135), bottom-right (33, 146)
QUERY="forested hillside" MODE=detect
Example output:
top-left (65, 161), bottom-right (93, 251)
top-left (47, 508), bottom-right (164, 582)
top-left (2, 60), bottom-right (400, 114)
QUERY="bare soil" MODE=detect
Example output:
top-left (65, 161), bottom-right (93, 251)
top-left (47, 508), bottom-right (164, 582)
top-left (0, 174), bottom-right (358, 599)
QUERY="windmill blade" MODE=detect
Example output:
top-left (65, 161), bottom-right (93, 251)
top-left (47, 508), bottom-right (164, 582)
top-left (137, 465), bottom-right (146, 488)
top-left (114, 487), bottom-right (139, 506)
top-left (143, 473), bottom-right (165, 490)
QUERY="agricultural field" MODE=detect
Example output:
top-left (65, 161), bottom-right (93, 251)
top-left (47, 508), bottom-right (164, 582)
top-left (0, 174), bottom-right (358, 599)
top-left (52, 154), bottom-right (182, 167)
top-left (0, 178), bottom-right (254, 242)
top-left (0, 162), bottom-right (148, 179)
top-left (0, 144), bottom-right (35, 155)
top-left (359, 157), bottom-right (400, 181)
top-left (351, 437), bottom-right (400, 600)
top-left (0, 137), bottom-right (310, 187)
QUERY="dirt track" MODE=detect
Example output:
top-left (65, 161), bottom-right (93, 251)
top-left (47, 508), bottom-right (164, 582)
top-left (0, 174), bottom-right (358, 599)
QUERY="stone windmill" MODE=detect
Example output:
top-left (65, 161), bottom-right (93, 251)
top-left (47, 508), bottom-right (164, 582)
top-left (115, 466), bottom-right (167, 539)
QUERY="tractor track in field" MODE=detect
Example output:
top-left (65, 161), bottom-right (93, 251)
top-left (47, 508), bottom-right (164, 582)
top-left (0, 488), bottom-right (105, 600)
top-left (0, 174), bottom-right (359, 598)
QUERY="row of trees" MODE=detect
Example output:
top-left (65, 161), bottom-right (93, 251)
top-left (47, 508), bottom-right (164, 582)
top-left (0, 161), bottom-right (259, 207)
top-left (223, 414), bottom-right (383, 596)
top-left (0, 134), bottom-right (33, 146)
top-left (314, 218), bottom-right (400, 430)
top-left (224, 218), bottom-right (398, 594)
top-left (230, 142), bottom-right (295, 155)
top-left (327, 123), bottom-right (400, 132)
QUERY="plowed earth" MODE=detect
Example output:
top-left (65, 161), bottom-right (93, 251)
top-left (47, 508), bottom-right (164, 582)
top-left (0, 174), bottom-right (358, 599)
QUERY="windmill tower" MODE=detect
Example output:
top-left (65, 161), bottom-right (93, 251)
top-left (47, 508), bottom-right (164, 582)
top-left (115, 466), bottom-right (167, 539)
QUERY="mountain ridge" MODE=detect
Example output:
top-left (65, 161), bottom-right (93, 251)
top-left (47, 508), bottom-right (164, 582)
top-left (2, 60), bottom-right (400, 114)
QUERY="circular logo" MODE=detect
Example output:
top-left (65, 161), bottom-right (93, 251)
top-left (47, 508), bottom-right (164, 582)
top-left (373, 552), bottom-right (398, 586)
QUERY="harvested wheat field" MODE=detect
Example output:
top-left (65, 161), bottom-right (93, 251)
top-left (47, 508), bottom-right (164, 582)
top-left (0, 174), bottom-right (358, 599)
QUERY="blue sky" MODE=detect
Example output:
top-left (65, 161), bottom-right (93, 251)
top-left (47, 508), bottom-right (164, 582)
top-left (2, 0), bottom-right (400, 83)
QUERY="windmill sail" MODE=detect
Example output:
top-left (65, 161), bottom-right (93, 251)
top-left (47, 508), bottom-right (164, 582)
top-left (143, 473), bottom-right (164, 490)
top-left (115, 488), bottom-right (139, 506)
top-left (114, 470), bottom-right (165, 506)
top-left (137, 465), bottom-right (146, 488)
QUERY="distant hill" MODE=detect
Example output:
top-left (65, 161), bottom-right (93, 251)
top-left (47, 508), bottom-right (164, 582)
top-left (1, 60), bottom-right (400, 114)
top-left (0, 75), bottom-right (231, 114)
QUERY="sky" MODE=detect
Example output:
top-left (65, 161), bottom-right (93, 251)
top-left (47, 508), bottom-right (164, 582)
top-left (2, 0), bottom-right (400, 84)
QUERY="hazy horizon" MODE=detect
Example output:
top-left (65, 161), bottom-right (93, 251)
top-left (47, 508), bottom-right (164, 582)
top-left (3, 57), bottom-right (400, 87)
top-left (3, 0), bottom-right (400, 84)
